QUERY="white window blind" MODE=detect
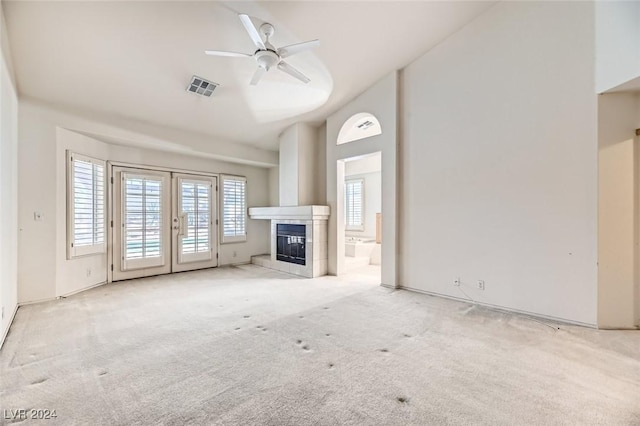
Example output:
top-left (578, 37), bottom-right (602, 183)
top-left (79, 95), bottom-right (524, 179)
top-left (221, 175), bottom-right (246, 243)
top-left (123, 175), bottom-right (163, 262)
top-left (67, 152), bottom-right (106, 258)
top-left (345, 179), bottom-right (364, 231)
top-left (180, 180), bottom-right (211, 254)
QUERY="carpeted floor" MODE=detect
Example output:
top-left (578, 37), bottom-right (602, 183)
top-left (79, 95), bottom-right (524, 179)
top-left (1, 264), bottom-right (639, 425)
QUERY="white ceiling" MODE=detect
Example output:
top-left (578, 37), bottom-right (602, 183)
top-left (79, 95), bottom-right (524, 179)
top-left (4, 1), bottom-right (494, 151)
top-left (605, 75), bottom-right (640, 94)
top-left (346, 151), bottom-right (382, 177)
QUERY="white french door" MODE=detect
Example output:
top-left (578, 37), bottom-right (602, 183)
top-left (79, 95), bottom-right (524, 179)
top-left (112, 167), bottom-right (171, 281)
top-left (111, 166), bottom-right (218, 281)
top-left (171, 174), bottom-right (218, 272)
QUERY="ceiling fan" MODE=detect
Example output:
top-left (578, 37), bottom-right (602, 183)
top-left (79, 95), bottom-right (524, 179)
top-left (205, 14), bottom-right (320, 86)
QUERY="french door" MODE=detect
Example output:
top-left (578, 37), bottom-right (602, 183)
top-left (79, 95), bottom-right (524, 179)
top-left (171, 174), bottom-right (217, 272)
top-left (111, 166), bottom-right (218, 281)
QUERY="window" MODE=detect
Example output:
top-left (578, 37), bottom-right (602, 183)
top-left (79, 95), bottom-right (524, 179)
top-left (221, 175), bottom-right (246, 243)
top-left (67, 152), bottom-right (106, 258)
top-left (345, 179), bottom-right (364, 231)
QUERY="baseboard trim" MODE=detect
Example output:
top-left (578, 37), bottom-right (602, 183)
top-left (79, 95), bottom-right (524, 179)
top-left (0, 303), bottom-right (19, 351)
top-left (224, 261), bottom-right (252, 267)
top-left (58, 281), bottom-right (108, 299)
top-left (247, 262), bottom-right (302, 278)
top-left (18, 296), bottom-right (58, 306)
top-left (399, 285), bottom-right (597, 329)
top-left (18, 281), bottom-right (108, 306)
top-left (597, 325), bottom-right (640, 330)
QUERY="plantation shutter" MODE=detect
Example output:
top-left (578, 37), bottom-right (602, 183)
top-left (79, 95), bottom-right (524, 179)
top-left (221, 175), bottom-right (247, 243)
top-left (68, 152), bottom-right (106, 258)
top-left (345, 179), bottom-right (364, 231)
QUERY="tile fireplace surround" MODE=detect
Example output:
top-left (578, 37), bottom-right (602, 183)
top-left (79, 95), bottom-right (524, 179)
top-left (248, 206), bottom-right (330, 278)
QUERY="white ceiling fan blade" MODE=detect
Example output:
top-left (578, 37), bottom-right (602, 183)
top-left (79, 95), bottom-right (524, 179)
top-left (205, 50), bottom-right (252, 58)
top-left (278, 39), bottom-right (320, 59)
top-left (277, 61), bottom-right (311, 84)
top-left (239, 14), bottom-right (266, 50)
top-left (250, 66), bottom-right (267, 86)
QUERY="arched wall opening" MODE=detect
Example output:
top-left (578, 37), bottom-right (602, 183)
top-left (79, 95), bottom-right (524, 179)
top-left (337, 113), bottom-right (382, 145)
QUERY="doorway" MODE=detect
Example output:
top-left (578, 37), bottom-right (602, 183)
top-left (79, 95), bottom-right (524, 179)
top-left (111, 166), bottom-right (218, 281)
top-left (339, 152), bottom-right (382, 283)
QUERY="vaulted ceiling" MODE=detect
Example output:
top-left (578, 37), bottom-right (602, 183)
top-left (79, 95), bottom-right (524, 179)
top-left (4, 1), bottom-right (494, 151)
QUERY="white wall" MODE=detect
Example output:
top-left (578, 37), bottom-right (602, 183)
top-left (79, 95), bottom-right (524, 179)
top-left (400, 1), bottom-right (598, 325)
top-left (597, 92), bottom-right (640, 328)
top-left (268, 166), bottom-right (279, 207)
top-left (279, 125), bottom-right (298, 207)
top-left (0, 1), bottom-right (18, 347)
top-left (56, 129), bottom-right (109, 298)
top-left (595, 1), bottom-right (640, 93)
top-left (296, 123), bottom-right (317, 206)
top-left (278, 122), bottom-right (321, 207)
top-left (315, 123), bottom-right (327, 205)
top-left (18, 98), bottom-right (278, 168)
top-left (326, 72), bottom-right (397, 286)
top-left (18, 99), bottom-right (271, 304)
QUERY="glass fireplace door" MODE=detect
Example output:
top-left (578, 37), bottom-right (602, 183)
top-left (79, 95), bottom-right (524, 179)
top-left (276, 224), bottom-right (306, 265)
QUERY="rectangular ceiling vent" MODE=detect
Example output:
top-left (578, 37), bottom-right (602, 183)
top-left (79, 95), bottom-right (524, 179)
top-left (187, 76), bottom-right (218, 97)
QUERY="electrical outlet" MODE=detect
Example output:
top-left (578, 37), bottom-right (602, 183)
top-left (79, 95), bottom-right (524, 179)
top-left (86, 268), bottom-right (92, 277)
top-left (477, 280), bottom-right (485, 290)
top-left (453, 277), bottom-right (460, 286)
top-left (233, 251), bottom-right (237, 258)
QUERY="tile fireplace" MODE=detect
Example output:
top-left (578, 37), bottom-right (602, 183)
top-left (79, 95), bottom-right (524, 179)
top-left (248, 206), bottom-right (329, 278)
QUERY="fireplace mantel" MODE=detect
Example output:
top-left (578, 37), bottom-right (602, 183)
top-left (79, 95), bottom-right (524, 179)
top-left (248, 205), bottom-right (330, 221)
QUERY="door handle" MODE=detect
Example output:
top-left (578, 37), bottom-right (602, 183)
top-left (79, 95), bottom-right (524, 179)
top-left (179, 213), bottom-right (187, 236)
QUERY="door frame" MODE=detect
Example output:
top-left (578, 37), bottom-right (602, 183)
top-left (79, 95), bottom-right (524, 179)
top-left (111, 166), bottom-right (172, 282)
top-left (107, 161), bottom-right (220, 283)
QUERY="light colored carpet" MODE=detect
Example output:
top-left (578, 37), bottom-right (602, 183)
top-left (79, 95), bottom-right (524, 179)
top-left (1, 264), bottom-right (639, 425)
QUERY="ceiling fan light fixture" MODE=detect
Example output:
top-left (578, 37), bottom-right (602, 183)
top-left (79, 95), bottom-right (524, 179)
top-left (255, 50), bottom-right (279, 71)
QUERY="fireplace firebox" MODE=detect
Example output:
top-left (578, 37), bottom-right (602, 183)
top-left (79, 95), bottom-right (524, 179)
top-left (276, 224), bottom-right (306, 265)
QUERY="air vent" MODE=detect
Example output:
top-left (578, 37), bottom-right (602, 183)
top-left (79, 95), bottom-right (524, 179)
top-left (357, 120), bottom-right (374, 130)
top-left (187, 75), bottom-right (218, 97)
